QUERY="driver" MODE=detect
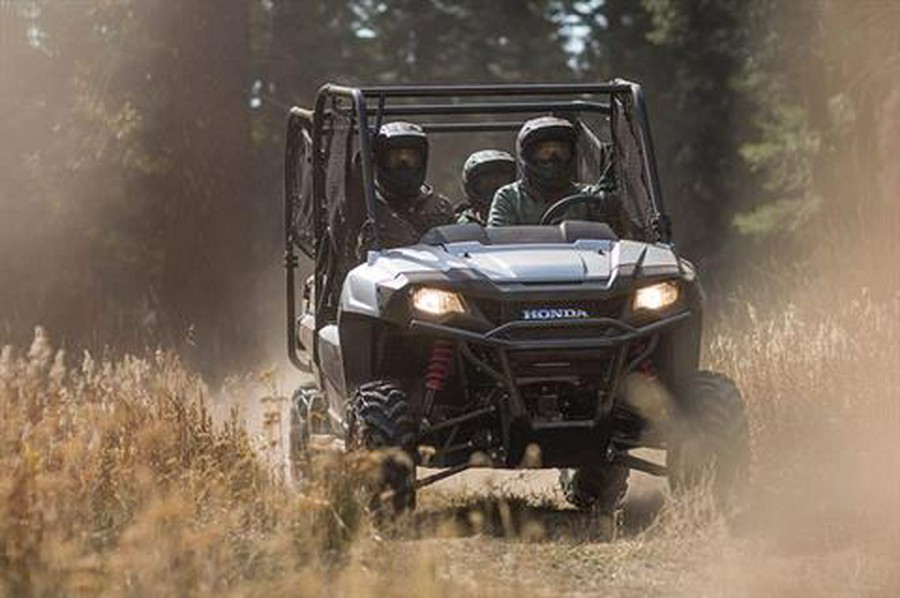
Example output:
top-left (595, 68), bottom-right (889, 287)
top-left (487, 116), bottom-right (630, 512)
top-left (455, 150), bottom-right (517, 225)
top-left (487, 116), bottom-right (624, 230)
top-left (357, 121), bottom-right (453, 258)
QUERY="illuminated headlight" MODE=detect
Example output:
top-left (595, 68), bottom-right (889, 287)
top-left (633, 281), bottom-right (679, 312)
top-left (411, 287), bottom-right (466, 316)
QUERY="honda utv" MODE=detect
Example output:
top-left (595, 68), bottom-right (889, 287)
top-left (283, 81), bottom-right (749, 516)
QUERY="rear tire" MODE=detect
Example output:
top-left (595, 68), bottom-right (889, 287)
top-left (667, 371), bottom-right (750, 508)
top-left (347, 381), bottom-right (417, 513)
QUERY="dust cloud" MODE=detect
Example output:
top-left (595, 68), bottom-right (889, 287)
top-left (3, 2), bottom-right (900, 596)
top-left (653, 4), bottom-right (900, 593)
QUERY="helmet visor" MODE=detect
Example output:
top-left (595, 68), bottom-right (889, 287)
top-left (384, 147), bottom-right (424, 170)
top-left (472, 171), bottom-right (515, 200)
top-left (531, 140), bottom-right (573, 163)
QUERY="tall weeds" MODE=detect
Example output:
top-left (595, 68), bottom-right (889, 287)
top-left (0, 328), bottom-right (367, 596)
top-left (707, 290), bottom-right (900, 553)
top-left (2, 285), bottom-right (899, 595)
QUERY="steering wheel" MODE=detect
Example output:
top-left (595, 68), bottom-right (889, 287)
top-left (539, 192), bottom-right (610, 226)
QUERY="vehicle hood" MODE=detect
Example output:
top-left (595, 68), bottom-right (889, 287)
top-left (342, 240), bottom-right (686, 317)
top-left (366, 239), bottom-right (682, 284)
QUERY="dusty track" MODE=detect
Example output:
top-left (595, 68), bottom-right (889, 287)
top-left (219, 350), bottom-right (899, 597)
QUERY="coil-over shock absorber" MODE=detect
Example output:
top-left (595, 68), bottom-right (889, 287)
top-left (423, 339), bottom-right (454, 417)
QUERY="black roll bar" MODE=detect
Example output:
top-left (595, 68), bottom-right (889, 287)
top-left (312, 80), bottom-right (668, 252)
top-left (320, 121), bottom-right (528, 135)
top-left (624, 81), bottom-right (670, 243)
top-left (345, 100), bottom-right (610, 117)
top-left (284, 107), bottom-right (313, 372)
top-left (353, 81), bottom-right (667, 237)
top-left (420, 122), bottom-right (527, 134)
top-left (358, 82), bottom-right (638, 97)
top-left (314, 84), bottom-right (382, 252)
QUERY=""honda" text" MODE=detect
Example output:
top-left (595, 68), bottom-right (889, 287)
top-left (521, 308), bottom-right (590, 321)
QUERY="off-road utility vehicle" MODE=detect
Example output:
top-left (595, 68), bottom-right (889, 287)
top-left (283, 82), bottom-right (749, 514)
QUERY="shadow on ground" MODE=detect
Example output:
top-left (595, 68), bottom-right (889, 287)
top-left (397, 488), bottom-right (666, 542)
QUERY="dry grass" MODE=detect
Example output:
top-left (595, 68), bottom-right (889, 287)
top-left (0, 329), bottom-right (382, 596)
top-left (3, 286), bottom-right (900, 596)
top-left (691, 289), bottom-right (900, 596)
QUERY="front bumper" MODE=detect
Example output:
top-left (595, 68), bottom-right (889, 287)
top-left (411, 310), bottom-right (691, 467)
top-left (410, 310), bottom-right (691, 350)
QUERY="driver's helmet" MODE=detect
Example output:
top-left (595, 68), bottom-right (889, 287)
top-left (516, 116), bottom-right (577, 193)
top-left (461, 149), bottom-right (516, 208)
top-left (374, 121), bottom-right (428, 204)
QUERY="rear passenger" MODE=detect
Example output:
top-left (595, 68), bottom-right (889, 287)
top-left (455, 150), bottom-right (516, 226)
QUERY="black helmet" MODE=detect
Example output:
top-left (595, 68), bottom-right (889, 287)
top-left (516, 116), bottom-right (577, 192)
top-left (461, 149), bottom-right (516, 207)
top-left (374, 121), bottom-right (428, 202)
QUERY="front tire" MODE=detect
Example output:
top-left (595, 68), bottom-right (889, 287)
top-left (561, 464), bottom-right (629, 514)
top-left (289, 386), bottom-right (325, 482)
top-left (667, 371), bottom-right (750, 508)
top-left (560, 464), bottom-right (628, 540)
top-left (347, 381), bottom-right (417, 513)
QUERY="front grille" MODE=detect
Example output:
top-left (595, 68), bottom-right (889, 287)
top-left (473, 296), bottom-right (627, 325)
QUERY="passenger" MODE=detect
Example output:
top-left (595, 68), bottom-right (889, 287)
top-left (455, 150), bottom-right (516, 225)
top-left (357, 122), bottom-right (454, 258)
top-left (487, 116), bottom-right (624, 231)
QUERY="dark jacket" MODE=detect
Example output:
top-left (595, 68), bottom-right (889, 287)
top-left (356, 185), bottom-right (454, 258)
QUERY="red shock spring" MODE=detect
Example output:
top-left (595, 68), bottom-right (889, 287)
top-left (425, 340), bottom-right (454, 391)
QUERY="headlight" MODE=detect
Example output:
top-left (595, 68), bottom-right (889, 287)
top-left (411, 287), bottom-right (466, 316)
top-left (633, 281), bottom-right (679, 311)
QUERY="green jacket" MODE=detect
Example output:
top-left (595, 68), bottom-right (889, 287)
top-left (487, 181), bottom-right (622, 229)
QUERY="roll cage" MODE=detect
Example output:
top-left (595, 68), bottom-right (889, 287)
top-left (284, 81), bottom-right (672, 371)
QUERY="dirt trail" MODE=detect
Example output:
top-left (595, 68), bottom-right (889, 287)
top-left (205, 371), bottom-right (856, 594)
top-left (213, 327), bottom-right (899, 597)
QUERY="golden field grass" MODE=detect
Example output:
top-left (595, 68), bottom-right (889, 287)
top-left (2, 287), bottom-right (900, 596)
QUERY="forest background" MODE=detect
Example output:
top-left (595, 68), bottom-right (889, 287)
top-left (1, 0), bottom-right (897, 378)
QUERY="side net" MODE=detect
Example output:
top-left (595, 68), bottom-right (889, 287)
top-left (288, 115), bottom-right (315, 257)
top-left (317, 110), bottom-right (366, 321)
top-left (611, 94), bottom-right (660, 243)
top-left (575, 117), bottom-right (612, 187)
